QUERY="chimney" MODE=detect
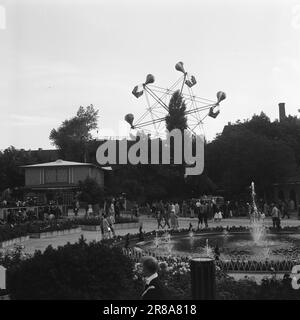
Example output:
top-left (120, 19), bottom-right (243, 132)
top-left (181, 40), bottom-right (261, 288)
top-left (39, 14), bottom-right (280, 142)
top-left (278, 102), bottom-right (286, 122)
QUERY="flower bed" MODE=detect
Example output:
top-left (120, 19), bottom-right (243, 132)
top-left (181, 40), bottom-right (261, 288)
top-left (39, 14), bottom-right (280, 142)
top-left (0, 224), bottom-right (29, 243)
top-left (0, 244), bottom-right (32, 271)
top-left (26, 220), bottom-right (77, 234)
top-left (131, 255), bottom-right (300, 300)
top-left (0, 220), bottom-right (80, 242)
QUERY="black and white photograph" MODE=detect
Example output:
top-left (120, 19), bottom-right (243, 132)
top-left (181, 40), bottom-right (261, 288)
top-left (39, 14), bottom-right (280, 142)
top-left (1, 0), bottom-right (300, 308)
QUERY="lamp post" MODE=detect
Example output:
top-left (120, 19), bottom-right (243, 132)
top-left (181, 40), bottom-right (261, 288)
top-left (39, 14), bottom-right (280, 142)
top-left (190, 257), bottom-right (216, 300)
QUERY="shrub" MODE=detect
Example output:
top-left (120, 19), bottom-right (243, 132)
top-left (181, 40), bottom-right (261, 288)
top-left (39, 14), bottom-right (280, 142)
top-left (78, 177), bottom-right (104, 205)
top-left (0, 224), bottom-right (28, 242)
top-left (0, 220), bottom-right (78, 243)
top-left (7, 237), bottom-right (138, 300)
top-left (26, 220), bottom-right (76, 233)
top-left (0, 244), bottom-right (31, 269)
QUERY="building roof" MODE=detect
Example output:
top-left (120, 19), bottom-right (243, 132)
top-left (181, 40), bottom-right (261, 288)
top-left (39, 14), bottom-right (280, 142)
top-left (21, 159), bottom-right (112, 171)
top-left (21, 159), bottom-right (96, 168)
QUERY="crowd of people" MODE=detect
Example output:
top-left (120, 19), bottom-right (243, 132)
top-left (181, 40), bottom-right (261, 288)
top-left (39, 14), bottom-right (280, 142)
top-left (0, 204), bottom-right (63, 225)
top-left (140, 197), bottom-right (299, 231)
top-left (1, 192), bottom-right (299, 230)
top-left (245, 198), bottom-right (297, 229)
top-left (144, 198), bottom-right (231, 230)
top-left (1, 197), bottom-right (39, 208)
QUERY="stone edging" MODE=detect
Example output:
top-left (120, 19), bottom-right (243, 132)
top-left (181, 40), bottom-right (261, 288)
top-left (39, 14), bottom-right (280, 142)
top-left (0, 236), bottom-right (30, 249)
top-left (80, 222), bottom-right (139, 231)
top-left (29, 227), bottom-right (82, 239)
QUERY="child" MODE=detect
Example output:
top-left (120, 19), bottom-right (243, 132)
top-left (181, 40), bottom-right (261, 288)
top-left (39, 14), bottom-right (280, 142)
top-left (214, 210), bottom-right (223, 222)
top-left (218, 211), bottom-right (223, 221)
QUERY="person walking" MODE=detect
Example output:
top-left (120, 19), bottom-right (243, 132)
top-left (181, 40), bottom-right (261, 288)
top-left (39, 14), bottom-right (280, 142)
top-left (109, 201), bottom-right (115, 216)
top-left (102, 214), bottom-right (111, 239)
top-left (151, 201), bottom-right (157, 218)
top-left (170, 210), bottom-right (176, 229)
top-left (156, 201), bottom-right (164, 229)
top-left (196, 200), bottom-right (202, 229)
top-left (87, 204), bottom-right (93, 217)
top-left (246, 203), bottom-right (253, 223)
top-left (170, 203), bottom-right (178, 230)
top-left (163, 202), bottom-right (171, 229)
top-left (174, 202), bottom-right (180, 217)
top-left (115, 201), bottom-right (120, 218)
top-left (271, 203), bottom-right (280, 229)
top-left (190, 201), bottom-right (195, 218)
top-left (107, 213), bottom-right (116, 237)
top-left (99, 214), bottom-right (104, 241)
top-left (263, 202), bottom-right (269, 217)
top-left (281, 201), bottom-right (289, 219)
top-left (203, 201), bottom-right (209, 228)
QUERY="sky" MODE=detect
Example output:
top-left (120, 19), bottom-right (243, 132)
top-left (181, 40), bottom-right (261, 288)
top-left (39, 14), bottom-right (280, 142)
top-left (0, 0), bottom-right (300, 150)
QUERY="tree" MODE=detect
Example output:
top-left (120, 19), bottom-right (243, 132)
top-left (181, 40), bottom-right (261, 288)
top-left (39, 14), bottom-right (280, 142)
top-left (0, 146), bottom-right (38, 193)
top-left (78, 177), bottom-right (104, 205)
top-left (7, 238), bottom-right (137, 299)
top-left (165, 90), bottom-right (188, 132)
top-left (49, 105), bottom-right (99, 161)
top-left (205, 113), bottom-right (298, 199)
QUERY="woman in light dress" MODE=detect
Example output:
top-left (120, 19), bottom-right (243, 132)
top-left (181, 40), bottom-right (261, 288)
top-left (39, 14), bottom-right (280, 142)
top-left (107, 213), bottom-right (116, 237)
top-left (170, 202), bottom-right (179, 230)
top-left (102, 215), bottom-right (111, 239)
top-left (87, 204), bottom-right (93, 217)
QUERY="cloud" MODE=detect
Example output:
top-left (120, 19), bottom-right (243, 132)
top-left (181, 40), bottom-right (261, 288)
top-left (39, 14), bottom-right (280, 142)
top-left (8, 114), bottom-right (60, 126)
top-left (0, 5), bottom-right (6, 30)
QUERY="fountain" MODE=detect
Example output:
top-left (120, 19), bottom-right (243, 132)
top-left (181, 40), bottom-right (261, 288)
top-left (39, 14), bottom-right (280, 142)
top-left (201, 239), bottom-right (214, 258)
top-left (164, 230), bottom-right (172, 255)
top-left (137, 182), bottom-right (300, 264)
top-left (250, 182), bottom-right (267, 245)
top-left (153, 229), bottom-right (172, 255)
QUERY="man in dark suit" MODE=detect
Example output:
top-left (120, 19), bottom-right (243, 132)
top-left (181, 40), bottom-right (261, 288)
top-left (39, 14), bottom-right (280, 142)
top-left (141, 256), bottom-right (166, 300)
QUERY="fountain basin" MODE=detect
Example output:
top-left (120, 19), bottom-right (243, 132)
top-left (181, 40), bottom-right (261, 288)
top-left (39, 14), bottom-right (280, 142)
top-left (136, 231), bottom-right (300, 262)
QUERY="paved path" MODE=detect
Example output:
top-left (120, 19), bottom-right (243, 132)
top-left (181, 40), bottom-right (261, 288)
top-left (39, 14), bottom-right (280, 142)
top-left (2, 216), bottom-right (300, 255)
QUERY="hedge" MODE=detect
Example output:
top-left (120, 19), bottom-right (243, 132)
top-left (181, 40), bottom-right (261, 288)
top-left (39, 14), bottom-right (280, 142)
top-left (6, 237), bottom-right (138, 300)
top-left (0, 220), bottom-right (77, 243)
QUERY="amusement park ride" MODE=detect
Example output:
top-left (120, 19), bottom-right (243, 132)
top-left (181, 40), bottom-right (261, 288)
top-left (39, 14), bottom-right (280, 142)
top-left (124, 61), bottom-right (226, 138)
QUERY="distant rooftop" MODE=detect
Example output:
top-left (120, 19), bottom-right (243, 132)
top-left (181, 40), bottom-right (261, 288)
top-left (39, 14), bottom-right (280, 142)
top-left (21, 159), bottom-right (112, 171)
top-left (21, 159), bottom-right (95, 168)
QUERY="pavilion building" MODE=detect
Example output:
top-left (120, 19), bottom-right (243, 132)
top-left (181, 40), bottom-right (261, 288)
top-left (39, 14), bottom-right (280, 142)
top-left (21, 159), bottom-right (108, 206)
